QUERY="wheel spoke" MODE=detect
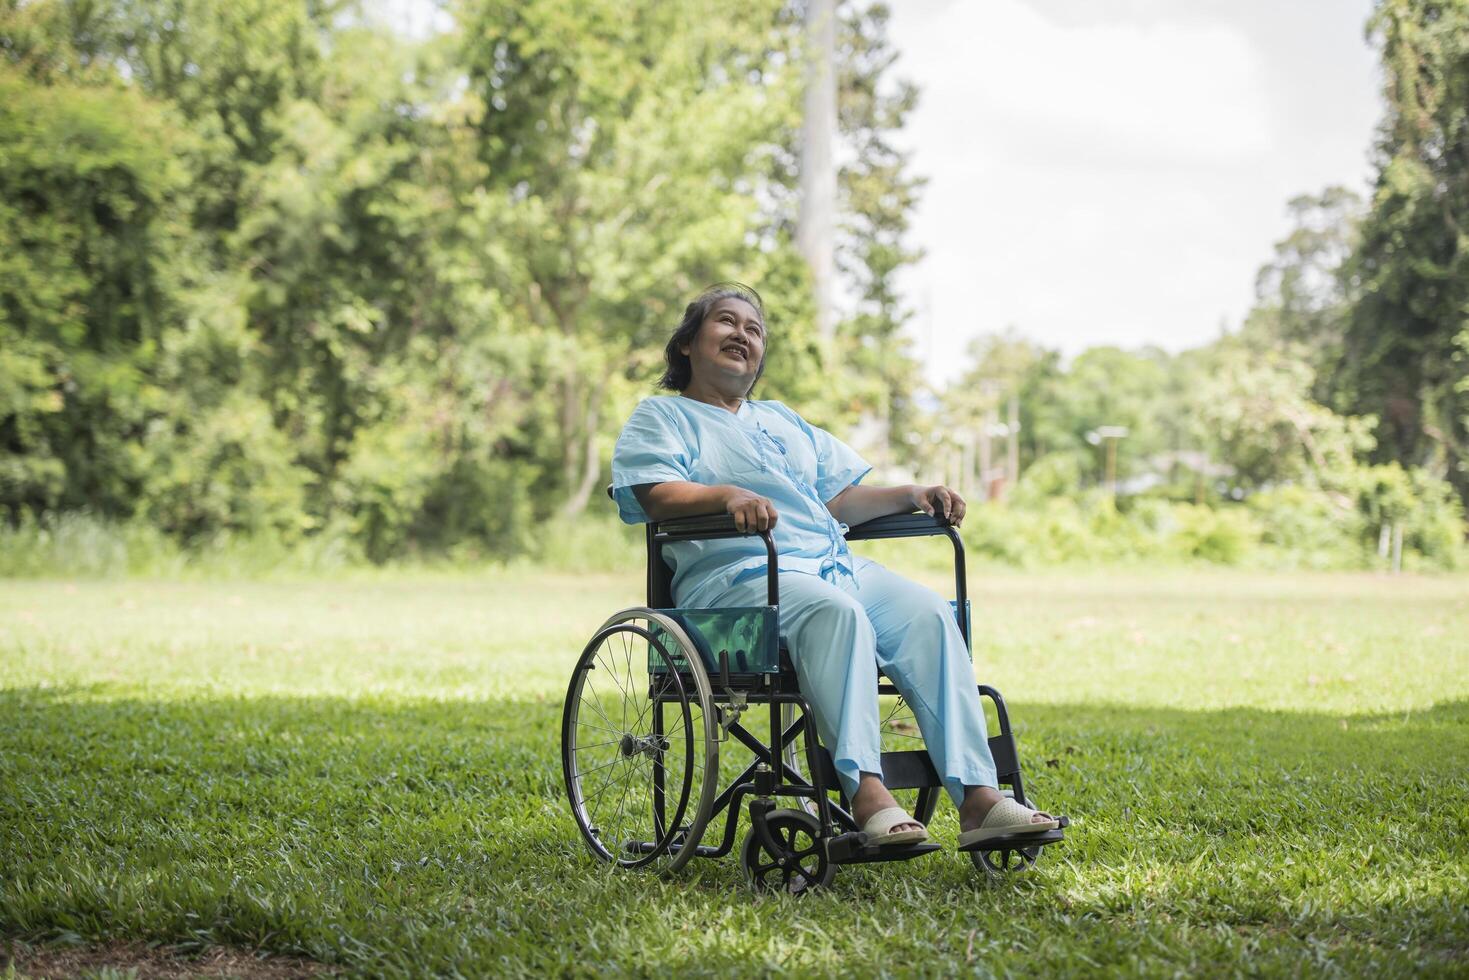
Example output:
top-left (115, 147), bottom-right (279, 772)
top-left (622, 630), bottom-right (637, 712)
top-left (617, 631), bottom-right (633, 734)
top-left (574, 755), bottom-right (627, 782)
top-left (881, 697), bottom-right (925, 742)
top-left (743, 812), bottom-right (829, 893)
top-left (575, 718), bottom-right (626, 739)
top-left (609, 752), bottom-right (652, 862)
top-left (574, 702), bottom-right (632, 832)
top-left (582, 759), bottom-right (635, 817)
top-left (565, 619), bottom-right (713, 873)
top-left (594, 646), bottom-right (632, 723)
top-left (579, 672), bottom-right (623, 734)
top-left (603, 766), bottom-right (638, 856)
top-left (583, 758), bottom-right (640, 820)
top-left (571, 736), bottom-right (623, 752)
top-left (631, 666), bottom-right (674, 733)
top-left (595, 645), bottom-right (632, 704)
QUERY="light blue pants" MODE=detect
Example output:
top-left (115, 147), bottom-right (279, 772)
top-left (704, 556), bottom-right (998, 806)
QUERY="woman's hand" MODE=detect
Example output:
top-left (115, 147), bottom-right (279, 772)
top-left (723, 486), bottom-right (779, 532)
top-left (909, 484), bottom-right (966, 527)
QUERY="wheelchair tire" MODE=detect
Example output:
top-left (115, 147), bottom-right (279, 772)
top-left (740, 809), bottom-right (835, 895)
top-left (562, 608), bottom-right (718, 872)
top-left (969, 844), bottom-right (1039, 877)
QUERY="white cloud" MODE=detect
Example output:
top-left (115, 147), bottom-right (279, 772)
top-left (913, 0), bottom-right (1271, 165)
top-left (885, 0), bottom-right (1379, 383)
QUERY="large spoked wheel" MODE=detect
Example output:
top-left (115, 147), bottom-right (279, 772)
top-left (562, 609), bottom-right (717, 872)
top-left (740, 809), bottom-right (835, 895)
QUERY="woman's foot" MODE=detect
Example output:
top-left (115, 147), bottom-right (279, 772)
top-left (958, 786), bottom-right (1055, 835)
top-left (851, 772), bottom-right (925, 840)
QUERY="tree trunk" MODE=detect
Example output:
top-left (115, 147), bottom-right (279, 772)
top-left (559, 374), bottom-right (608, 520)
top-left (798, 0), bottom-right (837, 339)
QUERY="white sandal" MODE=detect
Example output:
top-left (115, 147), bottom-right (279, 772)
top-left (861, 806), bottom-right (929, 846)
top-left (957, 798), bottom-right (1059, 847)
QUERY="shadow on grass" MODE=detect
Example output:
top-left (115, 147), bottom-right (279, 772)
top-left (2, 685), bottom-right (1466, 974)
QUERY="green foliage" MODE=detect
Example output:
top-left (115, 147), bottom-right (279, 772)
top-left (1245, 486), bottom-right (1363, 568)
top-left (1343, 0), bottom-right (1469, 500)
top-left (0, 64), bottom-right (189, 518)
top-left (0, 510), bottom-right (361, 578)
top-left (1008, 451), bottom-right (1085, 509)
top-left (1243, 186), bottom-right (1364, 394)
top-left (1189, 340), bottom-right (1378, 491)
top-left (1348, 461), bottom-right (1467, 569)
top-left (0, 0), bottom-right (890, 562)
top-left (2, 0), bottom-right (1466, 574)
top-left (0, 511), bottom-right (179, 577)
top-left (529, 510), bottom-right (643, 574)
top-left (834, 2), bottom-right (925, 444)
top-left (1168, 503), bottom-right (1259, 564)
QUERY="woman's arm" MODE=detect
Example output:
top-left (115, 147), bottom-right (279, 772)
top-left (632, 482), bottom-right (780, 532)
top-left (825, 483), bottom-right (966, 528)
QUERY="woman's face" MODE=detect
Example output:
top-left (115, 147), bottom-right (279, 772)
top-left (681, 297), bottom-right (765, 392)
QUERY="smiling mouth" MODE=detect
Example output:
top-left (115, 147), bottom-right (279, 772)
top-left (721, 346), bottom-right (749, 361)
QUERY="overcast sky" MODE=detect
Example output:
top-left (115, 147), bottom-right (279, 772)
top-left (884, 0), bottom-right (1383, 382)
top-left (379, 1), bottom-right (1384, 383)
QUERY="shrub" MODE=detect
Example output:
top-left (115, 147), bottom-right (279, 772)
top-left (531, 512), bottom-right (643, 574)
top-left (1246, 486), bottom-right (1363, 569)
top-left (1168, 503), bottom-right (1260, 564)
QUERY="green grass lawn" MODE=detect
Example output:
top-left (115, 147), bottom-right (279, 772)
top-left (2, 562), bottom-right (1467, 977)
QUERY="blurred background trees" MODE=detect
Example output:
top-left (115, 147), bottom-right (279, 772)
top-left (1, 0), bottom-right (1464, 572)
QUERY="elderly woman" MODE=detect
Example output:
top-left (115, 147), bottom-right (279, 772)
top-left (611, 283), bottom-right (1057, 847)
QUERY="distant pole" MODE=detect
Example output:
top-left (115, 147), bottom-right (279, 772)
top-left (1006, 395), bottom-right (1020, 488)
top-left (798, 0), bottom-right (837, 339)
top-left (960, 437), bottom-right (975, 499)
top-left (1087, 426), bottom-right (1129, 497)
top-left (976, 424), bottom-right (991, 502)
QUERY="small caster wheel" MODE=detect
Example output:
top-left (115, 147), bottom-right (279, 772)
top-left (741, 809), bottom-right (836, 895)
top-left (970, 844), bottom-right (1039, 878)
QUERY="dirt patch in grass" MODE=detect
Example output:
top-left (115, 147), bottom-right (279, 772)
top-left (2, 942), bottom-right (336, 979)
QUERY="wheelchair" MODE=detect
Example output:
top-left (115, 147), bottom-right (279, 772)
top-left (560, 508), bottom-right (1067, 892)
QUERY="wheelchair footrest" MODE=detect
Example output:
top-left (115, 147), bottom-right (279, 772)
top-left (826, 831), bottom-right (943, 865)
top-left (956, 814), bottom-right (1069, 853)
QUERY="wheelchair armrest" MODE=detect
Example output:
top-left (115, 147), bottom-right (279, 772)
top-left (843, 511), bottom-right (954, 541)
top-left (844, 511), bottom-right (970, 646)
top-left (651, 514), bottom-right (780, 606)
top-left (653, 513), bottom-right (745, 541)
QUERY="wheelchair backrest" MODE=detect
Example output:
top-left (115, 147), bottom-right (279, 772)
top-left (646, 523), bottom-right (676, 607)
top-left (605, 484), bottom-right (678, 607)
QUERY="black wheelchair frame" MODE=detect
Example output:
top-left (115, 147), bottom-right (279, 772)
top-left (561, 510), bottom-right (1066, 891)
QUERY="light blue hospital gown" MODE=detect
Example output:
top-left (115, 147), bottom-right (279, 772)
top-left (612, 395), bottom-right (998, 803)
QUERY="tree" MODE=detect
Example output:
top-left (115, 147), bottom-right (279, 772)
top-left (1344, 0), bottom-right (1469, 502)
top-left (0, 0), bottom-right (928, 559)
top-left (0, 60), bottom-right (188, 519)
top-left (833, 1), bottom-right (926, 461)
top-left (456, 0), bottom-right (823, 517)
top-left (798, 0), bottom-right (836, 339)
top-left (1244, 186), bottom-right (1364, 398)
top-left (1190, 340), bottom-right (1375, 491)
